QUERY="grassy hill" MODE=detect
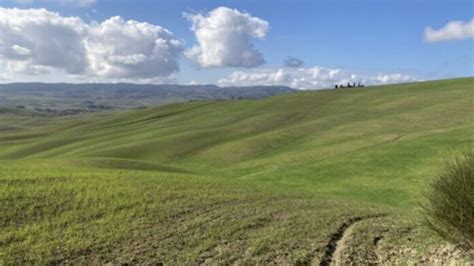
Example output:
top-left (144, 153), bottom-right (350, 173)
top-left (0, 83), bottom-right (295, 112)
top-left (1, 78), bottom-right (473, 264)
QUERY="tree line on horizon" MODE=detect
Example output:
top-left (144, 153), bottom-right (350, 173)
top-left (335, 82), bottom-right (365, 89)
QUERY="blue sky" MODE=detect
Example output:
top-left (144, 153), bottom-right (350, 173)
top-left (0, 0), bottom-right (472, 89)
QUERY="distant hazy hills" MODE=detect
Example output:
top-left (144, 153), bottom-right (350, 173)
top-left (0, 83), bottom-right (296, 112)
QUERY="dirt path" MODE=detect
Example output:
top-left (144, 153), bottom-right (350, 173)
top-left (319, 215), bottom-right (385, 266)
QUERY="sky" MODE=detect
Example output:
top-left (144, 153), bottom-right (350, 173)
top-left (0, 0), bottom-right (472, 89)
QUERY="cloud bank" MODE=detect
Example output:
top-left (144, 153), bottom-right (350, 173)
top-left (184, 7), bottom-right (269, 68)
top-left (424, 19), bottom-right (474, 43)
top-left (0, 8), bottom-right (183, 80)
top-left (1, 6), bottom-right (425, 87)
top-left (218, 67), bottom-right (418, 90)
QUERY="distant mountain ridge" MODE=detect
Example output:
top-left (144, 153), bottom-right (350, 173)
top-left (0, 83), bottom-right (296, 112)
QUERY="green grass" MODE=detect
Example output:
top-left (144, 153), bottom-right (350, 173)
top-left (1, 78), bottom-right (473, 264)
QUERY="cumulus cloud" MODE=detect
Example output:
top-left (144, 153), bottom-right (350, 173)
top-left (218, 67), bottom-right (418, 90)
top-left (0, 8), bottom-right (183, 80)
top-left (284, 57), bottom-right (304, 68)
top-left (0, 8), bottom-right (88, 75)
top-left (85, 16), bottom-right (183, 79)
top-left (424, 19), bottom-right (474, 43)
top-left (184, 7), bottom-right (269, 68)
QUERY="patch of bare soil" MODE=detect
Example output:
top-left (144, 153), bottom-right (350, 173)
top-left (327, 215), bottom-right (470, 265)
top-left (318, 215), bottom-right (386, 266)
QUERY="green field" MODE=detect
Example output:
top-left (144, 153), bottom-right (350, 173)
top-left (1, 78), bottom-right (473, 264)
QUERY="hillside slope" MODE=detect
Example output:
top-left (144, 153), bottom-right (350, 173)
top-left (0, 78), bottom-right (473, 264)
top-left (2, 78), bottom-right (473, 203)
top-left (0, 83), bottom-right (295, 111)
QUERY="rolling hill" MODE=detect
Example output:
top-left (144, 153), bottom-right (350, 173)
top-left (0, 78), bottom-right (473, 264)
top-left (0, 83), bottom-right (295, 112)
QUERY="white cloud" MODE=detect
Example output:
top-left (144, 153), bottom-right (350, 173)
top-left (218, 67), bottom-right (418, 90)
top-left (284, 57), bottom-right (304, 68)
top-left (184, 7), bottom-right (269, 68)
top-left (6, 61), bottom-right (53, 75)
top-left (85, 16), bottom-right (184, 79)
top-left (424, 19), bottom-right (474, 43)
top-left (10, 45), bottom-right (32, 56)
top-left (0, 8), bottom-right (88, 75)
top-left (375, 73), bottom-right (417, 84)
top-left (0, 8), bottom-right (183, 81)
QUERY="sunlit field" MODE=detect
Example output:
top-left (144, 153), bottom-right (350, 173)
top-left (1, 78), bottom-right (473, 264)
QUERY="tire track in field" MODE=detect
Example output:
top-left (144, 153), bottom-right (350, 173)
top-left (319, 214), bottom-right (386, 266)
